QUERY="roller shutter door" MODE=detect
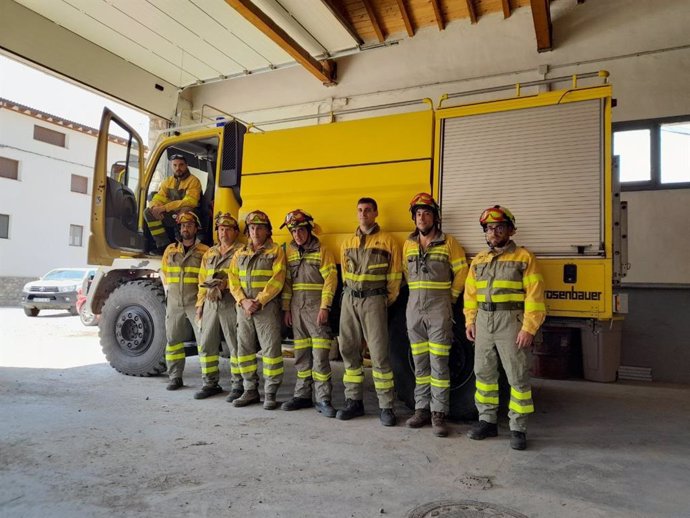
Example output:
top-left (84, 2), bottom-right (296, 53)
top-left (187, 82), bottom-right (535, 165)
top-left (439, 99), bottom-right (603, 256)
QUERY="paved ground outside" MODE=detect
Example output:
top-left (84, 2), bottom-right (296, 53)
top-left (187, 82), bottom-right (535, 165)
top-left (1, 307), bottom-right (689, 517)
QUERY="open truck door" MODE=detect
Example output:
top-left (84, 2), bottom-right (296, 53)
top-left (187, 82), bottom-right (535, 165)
top-left (89, 108), bottom-right (146, 265)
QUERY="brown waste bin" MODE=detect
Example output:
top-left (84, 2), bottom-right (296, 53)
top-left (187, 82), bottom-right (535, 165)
top-left (531, 327), bottom-right (576, 379)
top-left (581, 319), bottom-right (623, 382)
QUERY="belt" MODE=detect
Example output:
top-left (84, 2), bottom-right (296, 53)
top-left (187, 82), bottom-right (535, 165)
top-left (345, 287), bottom-right (387, 298)
top-left (478, 302), bottom-right (524, 311)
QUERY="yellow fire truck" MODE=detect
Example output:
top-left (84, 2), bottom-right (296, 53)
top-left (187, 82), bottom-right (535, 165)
top-left (87, 71), bottom-right (626, 418)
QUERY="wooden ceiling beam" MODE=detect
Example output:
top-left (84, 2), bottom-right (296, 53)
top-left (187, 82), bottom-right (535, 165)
top-left (396, 0), bottom-right (415, 37)
top-left (501, 0), bottom-right (512, 19)
top-left (361, 0), bottom-right (385, 43)
top-left (225, 0), bottom-right (336, 85)
top-left (430, 0), bottom-right (445, 31)
top-left (466, 0), bottom-right (478, 24)
top-left (320, 0), bottom-right (363, 46)
top-left (529, 0), bottom-right (553, 52)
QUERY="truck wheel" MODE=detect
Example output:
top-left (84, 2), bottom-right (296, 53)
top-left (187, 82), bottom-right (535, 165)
top-left (79, 304), bottom-right (99, 327)
top-left (24, 307), bottom-right (39, 317)
top-left (99, 279), bottom-right (167, 376)
top-left (389, 288), bottom-right (478, 421)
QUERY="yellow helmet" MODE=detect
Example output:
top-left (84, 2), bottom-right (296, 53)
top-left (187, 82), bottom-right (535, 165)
top-left (479, 205), bottom-right (516, 229)
top-left (280, 209), bottom-right (314, 231)
top-left (244, 210), bottom-right (272, 233)
top-left (214, 211), bottom-right (238, 230)
top-left (176, 211), bottom-right (201, 228)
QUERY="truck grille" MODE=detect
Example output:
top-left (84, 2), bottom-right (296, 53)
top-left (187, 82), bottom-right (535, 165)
top-left (30, 286), bottom-right (58, 293)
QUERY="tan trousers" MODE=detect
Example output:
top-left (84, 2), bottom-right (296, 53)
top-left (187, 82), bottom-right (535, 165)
top-left (338, 292), bottom-right (395, 409)
top-left (236, 299), bottom-right (283, 395)
top-left (292, 297), bottom-right (332, 402)
top-left (473, 309), bottom-right (534, 432)
top-left (165, 303), bottom-right (200, 380)
top-left (406, 298), bottom-right (452, 413)
top-left (198, 293), bottom-right (240, 389)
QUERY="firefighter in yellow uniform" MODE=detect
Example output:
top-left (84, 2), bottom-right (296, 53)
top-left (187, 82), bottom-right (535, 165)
top-left (161, 212), bottom-right (209, 390)
top-left (403, 193), bottom-right (468, 437)
top-left (144, 154), bottom-right (202, 251)
top-left (464, 206), bottom-right (546, 450)
top-left (193, 212), bottom-right (243, 400)
top-left (228, 211), bottom-right (287, 410)
top-left (279, 210), bottom-right (338, 417)
top-left (337, 197), bottom-right (402, 426)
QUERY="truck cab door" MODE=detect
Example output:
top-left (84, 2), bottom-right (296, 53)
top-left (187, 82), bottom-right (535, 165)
top-left (89, 108), bottom-right (146, 265)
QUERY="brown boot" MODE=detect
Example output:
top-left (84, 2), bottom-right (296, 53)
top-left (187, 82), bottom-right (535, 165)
top-left (233, 389), bottom-right (260, 407)
top-left (431, 412), bottom-right (449, 437)
top-left (263, 393), bottom-right (279, 410)
top-left (406, 408), bottom-right (431, 428)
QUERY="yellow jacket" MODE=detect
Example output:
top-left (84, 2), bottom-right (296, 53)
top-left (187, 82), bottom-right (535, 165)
top-left (228, 239), bottom-right (286, 307)
top-left (196, 241), bottom-right (243, 307)
top-left (150, 173), bottom-right (201, 213)
top-left (161, 240), bottom-right (209, 307)
top-left (463, 241), bottom-right (546, 335)
top-left (403, 231), bottom-right (468, 304)
top-left (281, 236), bottom-right (338, 311)
top-left (340, 224), bottom-right (402, 306)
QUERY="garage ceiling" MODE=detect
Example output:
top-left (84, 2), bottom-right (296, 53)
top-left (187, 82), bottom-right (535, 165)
top-left (11, 0), bottom-right (552, 87)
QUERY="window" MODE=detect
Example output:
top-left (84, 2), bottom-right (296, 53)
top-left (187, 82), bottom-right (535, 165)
top-left (69, 224), bottom-right (83, 247)
top-left (614, 116), bottom-right (690, 190)
top-left (0, 157), bottom-right (19, 180)
top-left (0, 214), bottom-right (9, 239)
top-left (34, 125), bottom-right (66, 147)
top-left (71, 174), bottom-right (88, 194)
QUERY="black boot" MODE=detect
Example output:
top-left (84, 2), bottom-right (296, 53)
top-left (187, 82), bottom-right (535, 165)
top-left (510, 431), bottom-right (527, 450)
top-left (225, 387), bottom-right (244, 403)
top-left (314, 401), bottom-right (337, 418)
top-left (335, 399), bottom-right (364, 420)
top-left (281, 397), bottom-right (313, 411)
top-left (194, 384), bottom-right (223, 399)
top-left (380, 408), bottom-right (397, 427)
top-left (166, 378), bottom-right (183, 391)
top-left (467, 420), bottom-right (498, 440)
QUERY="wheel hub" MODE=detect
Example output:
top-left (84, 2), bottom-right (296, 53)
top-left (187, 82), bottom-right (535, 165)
top-left (114, 305), bottom-right (153, 356)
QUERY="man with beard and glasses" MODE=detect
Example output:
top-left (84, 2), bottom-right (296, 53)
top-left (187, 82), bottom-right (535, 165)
top-left (402, 193), bottom-right (468, 437)
top-left (161, 212), bottom-right (209, 391)
top-left (464, 206), bottom-right (545, 450)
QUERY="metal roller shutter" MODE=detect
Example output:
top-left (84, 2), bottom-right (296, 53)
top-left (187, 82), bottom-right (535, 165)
top-left (439, 99), bottom-right (603, 256)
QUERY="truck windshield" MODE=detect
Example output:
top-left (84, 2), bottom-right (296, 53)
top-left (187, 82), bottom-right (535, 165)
top-left (43, 270), bottom-right (87, 281)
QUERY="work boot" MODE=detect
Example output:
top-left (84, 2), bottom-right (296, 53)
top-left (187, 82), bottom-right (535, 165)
top-left (281, 397), bottom-right (313, 411)
top-left (263, 393), bottom-right (279, 410)
top-left (510, 431), bottom-right (527, 450)
top-left (194, 384), bottom-right (223, 399)
top-left (166, 378), bottom-right (183, 391)
top-left (406, 408), bottom-right (431, 428)
top-left (380, 408), bottom-right (397, 427)
top-left (431, 412), bottom-right (449, 437)
top-left (335, 399), bottom-right (365, 421)
top-left (467, 420), bottom-right (498, 440)
top-left (314, 400), bottom-right (337, 418)
top-left (225, 387), bottom-right (244, 403)
top-left (233, 389), bottom-right (260, 407)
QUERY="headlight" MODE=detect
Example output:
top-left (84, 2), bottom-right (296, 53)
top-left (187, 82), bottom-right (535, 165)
top-left (22, 283), bottom-right (32, 291)
top-left (58, 284), bottom-right (78, 292)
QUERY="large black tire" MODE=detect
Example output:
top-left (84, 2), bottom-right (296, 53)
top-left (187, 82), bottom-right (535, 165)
top-left (99, 279), bottom-right (167, 376)
top-left (389, 287), bottom-right (478, 421)
top-left (24, 307), bottom-right (39, 317)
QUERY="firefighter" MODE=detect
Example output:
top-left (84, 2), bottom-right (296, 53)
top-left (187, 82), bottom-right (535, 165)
top-left (144, 154), bottom-right (202, 252)
top-left (337, 197), bottom-right (402, 426)
top-left (464, 206), bottom-right (546, 450)
top-left (228, 211), bottom-right (287, 410)
top-left (279, 210), bottom-right (338, 417)
top-left (403, 193), bottom-right (468, 437)
top-left (161, 212), bottom-right (209, 390)
top-left (193, 212), bottom-right (243, 400)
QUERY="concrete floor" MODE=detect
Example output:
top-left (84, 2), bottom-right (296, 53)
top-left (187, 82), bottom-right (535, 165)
top-left (1, 307), bottom-right (689, 518)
